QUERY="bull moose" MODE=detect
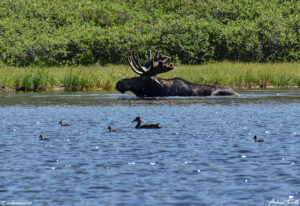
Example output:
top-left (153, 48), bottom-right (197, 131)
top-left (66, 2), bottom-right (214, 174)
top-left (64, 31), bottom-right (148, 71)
top-left (116, 50), bottom-right (238, 97)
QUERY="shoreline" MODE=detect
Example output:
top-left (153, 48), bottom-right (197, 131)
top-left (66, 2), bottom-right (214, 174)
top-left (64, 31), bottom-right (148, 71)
top-left (1, 85), bottom-right (300, 93)
top-left (1, 63), bottom-right (299, 92)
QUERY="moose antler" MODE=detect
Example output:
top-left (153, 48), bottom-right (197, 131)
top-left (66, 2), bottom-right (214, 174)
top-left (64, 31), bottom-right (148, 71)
top-left (127, 49), bottom-right (174, 76)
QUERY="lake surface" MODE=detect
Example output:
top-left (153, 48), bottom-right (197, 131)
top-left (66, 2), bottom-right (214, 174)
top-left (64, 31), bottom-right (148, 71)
top-left (0, 90), bottom-right (300, 206)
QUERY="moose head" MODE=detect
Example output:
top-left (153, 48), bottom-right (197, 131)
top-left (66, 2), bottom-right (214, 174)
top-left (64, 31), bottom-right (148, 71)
top-left (116, 49), bottom-right (174, 96)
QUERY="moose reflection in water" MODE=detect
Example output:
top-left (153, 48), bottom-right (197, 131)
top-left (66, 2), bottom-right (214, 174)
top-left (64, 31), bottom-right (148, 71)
top-left (116, 50), bottom-right (238, 97)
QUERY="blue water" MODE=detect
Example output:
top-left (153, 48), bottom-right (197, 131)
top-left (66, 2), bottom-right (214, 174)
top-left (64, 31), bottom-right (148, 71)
top-left (0, 90), bottom-right (300, 205)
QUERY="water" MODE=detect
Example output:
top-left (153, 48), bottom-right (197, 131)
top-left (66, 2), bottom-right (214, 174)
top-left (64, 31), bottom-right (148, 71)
top-left (0, 90), bottom-right (300, 206)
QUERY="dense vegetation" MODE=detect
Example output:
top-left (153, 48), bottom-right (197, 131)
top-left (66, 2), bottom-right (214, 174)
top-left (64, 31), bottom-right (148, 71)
top-left (0, 63), bottom-right (299, 91)
top-left (0, 0), bottom-right (298, 66)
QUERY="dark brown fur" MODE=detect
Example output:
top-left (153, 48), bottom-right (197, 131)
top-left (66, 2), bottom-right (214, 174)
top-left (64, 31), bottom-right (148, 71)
top-left (116, 76), bottom-right (238, 97)
top-left (116, 49), bottom-right (238, 97)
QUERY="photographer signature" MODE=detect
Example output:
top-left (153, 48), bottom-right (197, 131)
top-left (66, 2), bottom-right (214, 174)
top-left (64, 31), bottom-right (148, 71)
top-left (268, 198), bottom-right (299, 206)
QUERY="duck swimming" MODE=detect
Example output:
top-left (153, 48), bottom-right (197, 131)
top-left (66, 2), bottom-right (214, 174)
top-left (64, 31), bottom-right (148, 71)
top-left (59, 120), bottom-right (71, 126)
top-left (132, 116), bottom-right (161, 129)
top-left (107, 126), bottom-right (119, 132)
top-left (40, 135), bottom-right (50, 140)
top-left (254, 135), bottom-right (264, 142)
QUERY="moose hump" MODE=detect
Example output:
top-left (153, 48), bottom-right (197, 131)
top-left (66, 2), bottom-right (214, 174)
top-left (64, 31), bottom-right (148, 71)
top-left (116, 49), bottom-right (238, 97)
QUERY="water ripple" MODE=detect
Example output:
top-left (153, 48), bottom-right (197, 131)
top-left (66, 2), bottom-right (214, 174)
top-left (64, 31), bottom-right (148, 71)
top-left (0, 90), bottom-right (300, 205)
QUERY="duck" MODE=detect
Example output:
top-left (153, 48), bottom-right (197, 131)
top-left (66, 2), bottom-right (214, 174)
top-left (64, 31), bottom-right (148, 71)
top-left (132, 116), bottom-right (161, 129)
top-left (40, 135), bottom-right (50, 140)
top-left (107, 126), bottom-right (119, 132)
top-left (254, 135), bottom-right (264, 142)
top-left (59, 120), bottom-right (71, 126)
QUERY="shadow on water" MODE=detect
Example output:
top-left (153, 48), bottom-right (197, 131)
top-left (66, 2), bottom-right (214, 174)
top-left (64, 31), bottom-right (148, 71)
top-left (1, 89), bottom-right (300, 107)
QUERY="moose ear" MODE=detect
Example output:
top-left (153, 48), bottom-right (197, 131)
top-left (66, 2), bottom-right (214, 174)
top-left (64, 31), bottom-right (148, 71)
top-left (150, 76), bottom-right (164, 87)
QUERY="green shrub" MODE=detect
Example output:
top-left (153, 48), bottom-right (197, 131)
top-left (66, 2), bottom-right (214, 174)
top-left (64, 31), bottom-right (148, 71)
top-left (0, 0), bottom-right (298, 66)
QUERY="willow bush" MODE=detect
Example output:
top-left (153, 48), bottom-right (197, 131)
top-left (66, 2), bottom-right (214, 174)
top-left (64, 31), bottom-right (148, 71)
top-left (0, 0), bottom-right (298, 66)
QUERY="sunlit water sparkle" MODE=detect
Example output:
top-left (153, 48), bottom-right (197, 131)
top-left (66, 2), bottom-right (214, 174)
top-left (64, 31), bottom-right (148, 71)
top-left (0, 90), bottom-right (300, 205)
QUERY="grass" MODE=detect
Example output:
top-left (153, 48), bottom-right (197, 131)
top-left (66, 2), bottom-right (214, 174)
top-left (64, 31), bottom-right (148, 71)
top-left (0, 62), bottom-right (299, 91)
top-left (161, 62), bottom-right (300, 87)
top-left (0, 65), bottom-right (131, 91)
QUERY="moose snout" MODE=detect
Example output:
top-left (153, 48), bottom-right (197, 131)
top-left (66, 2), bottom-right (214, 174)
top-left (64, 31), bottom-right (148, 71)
top-left (116, 80), bottom-right (126, 93)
